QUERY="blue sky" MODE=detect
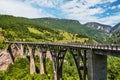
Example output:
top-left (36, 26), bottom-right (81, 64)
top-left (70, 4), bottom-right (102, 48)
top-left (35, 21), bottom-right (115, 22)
top-left (0, 0), bottom-right (120, 26)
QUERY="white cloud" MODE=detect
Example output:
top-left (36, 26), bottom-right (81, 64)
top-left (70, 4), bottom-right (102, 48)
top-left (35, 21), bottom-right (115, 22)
top-left (118, 5), bottom-right (120, 8)
top-left (111, 6), bottom-right (117, 9)
top-left (60, 0), bottom-right (105, 24)
top-left (100, 12), bottom-right (120, 24)
top-left (110, 4), bottom-right (120, 10)
top-left (0, 0), bottom-right (119, 26)
top-left (108, 0), bottom-right (117, 3)
top-left (24, 0), bottom-right (64, 8)
top-left (0, 0), bottom-right (54, 18)
top-left (60, 0), bottom-right (119, 25)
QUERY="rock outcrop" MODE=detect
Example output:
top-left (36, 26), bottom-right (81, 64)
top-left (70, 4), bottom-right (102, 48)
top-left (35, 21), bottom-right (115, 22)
top-left (0, 50), bottom-right (13, 70)
top-left (84, 22), bottom-right (112, 33)
top-left (110, 23), bottom-right (120, 33)
top-left (0, 46), bottom-right (20, 71)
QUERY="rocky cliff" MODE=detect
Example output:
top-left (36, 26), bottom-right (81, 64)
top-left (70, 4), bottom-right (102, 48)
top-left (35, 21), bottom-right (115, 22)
top-left (0, 50), bottom-right (13, 70)
top-left (110, 23), bottom-right (120, 33)
top-left (84, 22), bottom-right (112, 33)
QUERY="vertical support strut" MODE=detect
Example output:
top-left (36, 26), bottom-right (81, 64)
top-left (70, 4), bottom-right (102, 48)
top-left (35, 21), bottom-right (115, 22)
top-left (87, 50), bottom-right (107, 80)
top-left (23, 45), bottom-right (27, 57)
top-left (28, 45), bottom-right (36, 74)
top-left (19, 44), bottom-right (25, 58)
top-left (14, 43), bottom-right (25, 58)
top-left (50, 46), bottom-right (67, 80)
top-left (83, 50), bottom-right (87, 80)
top-left (7, 44), bottom-right (14, 63)
top-left (38, 46), bottom-right (46, 74)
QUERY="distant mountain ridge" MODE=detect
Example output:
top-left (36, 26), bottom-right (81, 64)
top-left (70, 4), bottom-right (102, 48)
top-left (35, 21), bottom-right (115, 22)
top-left (1, 15), bottom-right (116, 43)
top-left (109, 23), bottom-right (120, 44)
top-left (83, 22), bottom-right (120, 44)
top-left (84, 22), bottom-right (120, 33)
top-left (84, 22), bottom-right (112, 33)
top-left (0, 15), bottom-right (89, 43)
top-left (33, 18), bottom-right (108, 42)
top-left (110, 23), bottom-right (120, 33)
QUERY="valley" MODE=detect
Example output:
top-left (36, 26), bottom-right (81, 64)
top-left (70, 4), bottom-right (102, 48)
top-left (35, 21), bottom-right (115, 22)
top-left (0, 15), bottom-right (120, 80)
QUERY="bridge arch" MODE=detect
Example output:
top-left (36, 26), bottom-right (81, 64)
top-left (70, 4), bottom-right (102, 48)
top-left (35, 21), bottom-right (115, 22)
top-left (48, 46), bottom-right (87, 80)
top-left (5, 41), bottom-right (120, 80)
top-left (49, 46), bottom-right (67, 80)
top-left (68, 48), bottom-right (87, 80)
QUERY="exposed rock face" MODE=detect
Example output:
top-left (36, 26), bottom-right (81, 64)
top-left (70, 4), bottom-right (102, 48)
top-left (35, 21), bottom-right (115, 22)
top-left (84, 22), bottom-right (112, 33)
top-left (0, 50), bottom-right (13, 70)
top-left (0, 46), bottom-right (20, 71)
top-left (110, 23), bottom-right (120, 33)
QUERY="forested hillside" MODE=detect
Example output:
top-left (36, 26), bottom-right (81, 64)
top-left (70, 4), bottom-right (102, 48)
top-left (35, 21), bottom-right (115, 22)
top-left (107, 23), bottom-right (120, 44)
top-left (0, 15), bottom-right (120, 80)
top-left (33, 18), bottom-right (108, 42)
top-left (0, 15), bottom-right (93, 46)
top-left (109, 30), bottom-right (120, 44)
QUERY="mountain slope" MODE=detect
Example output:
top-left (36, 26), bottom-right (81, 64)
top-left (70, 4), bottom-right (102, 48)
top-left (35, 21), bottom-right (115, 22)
top-left (33, 18), bottom-right (108, 42)
top-left (109, 23), bottom-right (120, 44)
top-left (0, 15), bottom-right (90, 44)
top-left (110, 23), bottom-right (120, 33)
top-left (84, 22), bottom-right (111, 33)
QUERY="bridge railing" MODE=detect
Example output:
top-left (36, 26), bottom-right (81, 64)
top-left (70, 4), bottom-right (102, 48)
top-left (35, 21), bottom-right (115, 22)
top-left (5, 41), bottom-right (120, 51)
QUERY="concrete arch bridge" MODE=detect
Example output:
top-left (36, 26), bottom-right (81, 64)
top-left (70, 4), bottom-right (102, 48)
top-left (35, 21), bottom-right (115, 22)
top-left (5, 41), bottom-right (120, 80)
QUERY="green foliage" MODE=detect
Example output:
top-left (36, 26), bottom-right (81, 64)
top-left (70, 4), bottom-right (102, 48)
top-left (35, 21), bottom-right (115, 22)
top-left (62, 52), bottom-right (79, 80)
top-left (0, 40), bottom-right (6, 49)
top-left (0, 71), bottom-right (4, 80)
top-left (0, 56), bottom-right (51, 80)
top-left (108, 31), bottom-right (120, 44)
top-left (108, 56), bottom-right (120, 80)
top-left (4, 58), bottom-right (30, 80)
top-left (44, 58), bottom-right (54, 80)
top-left (33, 18), bottom-right (108, 42)
top-left (0, 54), bottom-right (120, 80)
top-left (0, 15), bottom-right (90, 43)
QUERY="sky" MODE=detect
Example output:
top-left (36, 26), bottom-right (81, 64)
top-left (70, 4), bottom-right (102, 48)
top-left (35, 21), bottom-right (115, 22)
top-left (0, 0), bottom-right (120, 26)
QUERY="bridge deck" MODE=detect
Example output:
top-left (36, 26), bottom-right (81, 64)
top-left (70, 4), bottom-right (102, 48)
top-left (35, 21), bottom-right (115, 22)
top-left (5, 41), bottom-right (120, 51)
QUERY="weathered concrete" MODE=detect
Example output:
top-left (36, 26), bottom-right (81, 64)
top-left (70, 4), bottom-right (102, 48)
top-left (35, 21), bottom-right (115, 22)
top-left (8, 44), bottom-right (19, 63)
top-left (39, 49), bottom-right (45, 74)
top-left (87, 50), bottom-right (107, 80)
top-left (19, 44), bottom-right (24, 58)
top-left (28, 46), bottom-right (36, 74)
top-left (46, 51), bottom-right (52, 60)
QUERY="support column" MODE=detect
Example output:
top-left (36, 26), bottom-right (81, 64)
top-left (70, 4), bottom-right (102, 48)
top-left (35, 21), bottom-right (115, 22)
top-left (38, 47), bottom-right (46, 74)
top-left (28, 45), bottom-right (36, 74)
top-left (23, 45), bottom-right (27, 57)
top-left (83, 50), bottom-right (87, 80)
top-left (87, 50), bottom-right (107, 80)
top-left (19, 44), bottom-right (25, 58)
top-left (8, 44), bottom-right (14, 64)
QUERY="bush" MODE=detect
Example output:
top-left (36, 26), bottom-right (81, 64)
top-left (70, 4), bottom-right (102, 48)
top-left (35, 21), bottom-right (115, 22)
top-left (0, 40), bottom-right (6, 49)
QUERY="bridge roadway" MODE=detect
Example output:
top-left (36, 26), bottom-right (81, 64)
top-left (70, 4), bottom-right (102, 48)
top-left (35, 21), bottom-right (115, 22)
top-left (5, 41), bottom-right (120, 80)
top-left (6, 41), bottom-right (120, 57)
